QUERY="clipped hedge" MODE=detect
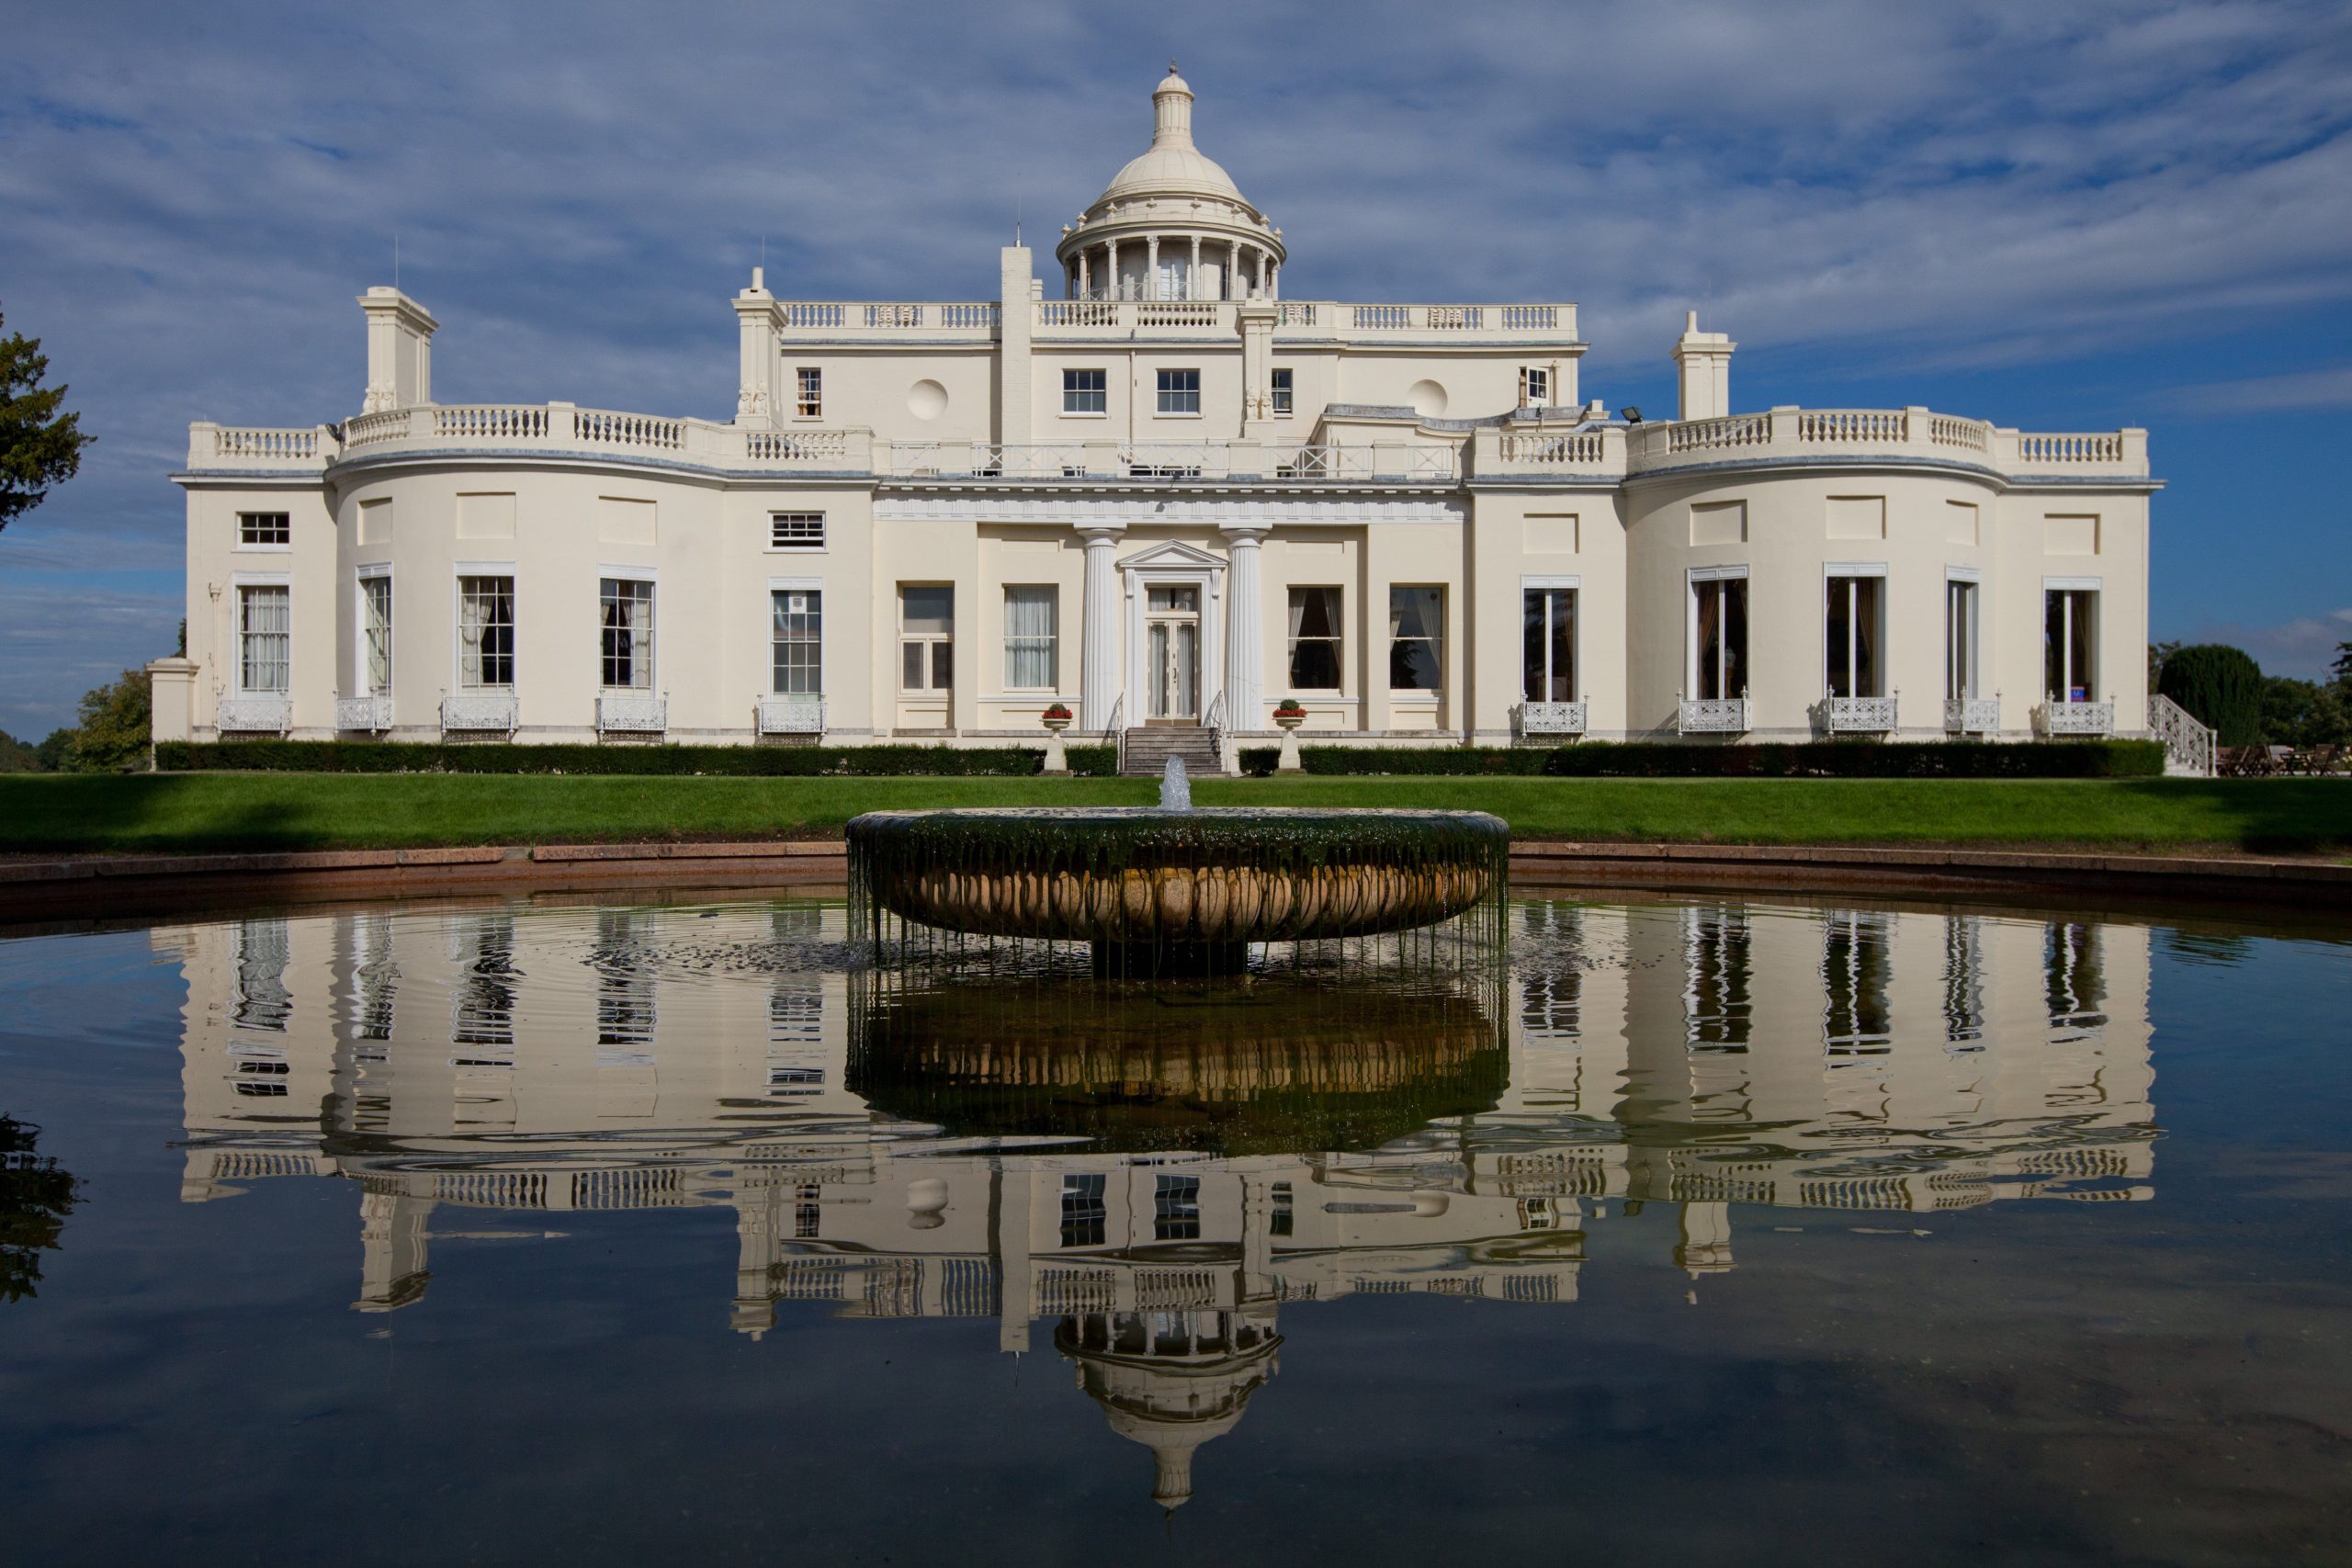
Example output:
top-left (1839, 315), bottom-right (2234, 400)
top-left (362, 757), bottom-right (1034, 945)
top-left (156, 739), bottom-right (1120, 778)
top-left (1236, 740), bottom-right (2165, 779)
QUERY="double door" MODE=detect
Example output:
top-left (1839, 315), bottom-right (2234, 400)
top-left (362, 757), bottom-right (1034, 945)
top-left (1145, 584), bottom-right (1199, 724)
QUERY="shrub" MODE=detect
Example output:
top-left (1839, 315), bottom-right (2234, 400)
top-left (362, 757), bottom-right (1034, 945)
top-left (2157, 644), bottom-right (2265, 746)
top-left (156, 740), bottom-right (1121, 778)
top-left (1234, 740), bottom-right (2165, 779)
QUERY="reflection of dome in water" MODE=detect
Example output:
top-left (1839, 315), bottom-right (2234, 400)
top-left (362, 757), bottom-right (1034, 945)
top-left (1057, 1308), bottom-right (1282, 1511)
top-left (847, 975), bottom-right (1507, 1155)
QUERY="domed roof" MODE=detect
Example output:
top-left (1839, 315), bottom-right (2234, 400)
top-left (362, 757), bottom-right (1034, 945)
top-left (1085, 65), bottom-right (1260, 215)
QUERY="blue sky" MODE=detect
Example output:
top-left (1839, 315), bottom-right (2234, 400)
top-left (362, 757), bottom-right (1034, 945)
top-left (3, 0), bottom-right (2348, 736)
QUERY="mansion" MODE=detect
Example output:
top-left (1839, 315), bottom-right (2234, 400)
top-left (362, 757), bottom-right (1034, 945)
top-left (156, 67), bottom-right (2159, 764)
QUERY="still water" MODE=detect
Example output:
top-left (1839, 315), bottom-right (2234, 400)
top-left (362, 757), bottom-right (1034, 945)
top-left (0, 890), bottom-right (2346, 1564)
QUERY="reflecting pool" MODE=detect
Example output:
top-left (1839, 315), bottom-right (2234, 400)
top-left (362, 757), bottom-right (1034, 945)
top-left (1, 891), bottom-right (2346, 1564)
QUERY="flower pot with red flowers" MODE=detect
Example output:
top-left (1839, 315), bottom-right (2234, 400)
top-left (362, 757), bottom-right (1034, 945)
top-left (1272, 699), bottom-right (1307, 772)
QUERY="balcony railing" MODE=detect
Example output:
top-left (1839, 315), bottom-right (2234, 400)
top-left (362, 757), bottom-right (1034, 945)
top-left (442, 692), bottom-right (518, 735)
top-left (328, 403), bottom-right (870, 472)
top-left (1618, 406), bottom-right (2146, 480)
top-left (878, 439), bottom-right (1458, 482)
top-left (334, 694), bottom-right (394, 733)
top-left (1518, 700), bottom-right (1588, 738)
top-left (756, 695), bottom-right (826, 736)
top-left (1944, 696), bottom-right (2000, 735)
top-left (595, 693), bottom-right (668, 735)
top-left (1010, 299), bottom-right (1579, 340)
top-left (1679, 696), bottom-right (1750, 734)
top-left (1825, 694), bottom-right (1898, 734)
top-left (216, 694), bottom-right (290, 734)
top-left (2037, 699), bottom-right (2114, 738)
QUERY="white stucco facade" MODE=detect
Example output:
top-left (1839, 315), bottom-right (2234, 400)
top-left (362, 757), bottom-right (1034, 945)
top-left (160, 68), bottom-right (2159, 761)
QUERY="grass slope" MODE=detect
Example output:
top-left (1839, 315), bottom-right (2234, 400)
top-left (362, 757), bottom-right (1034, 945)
top-left (0, 773), bottom-right (2344, 857)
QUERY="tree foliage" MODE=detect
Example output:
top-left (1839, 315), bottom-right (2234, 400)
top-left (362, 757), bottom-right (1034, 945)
top-left (2261, 676), bottom-right (2352, 747)
top-left (1, 1113), bottom-right (82, 1304)
top-left (0, 729), bottom-right (40, 773)
top-left (62, 669), bottom-right (151, 773)
top-left (2156, 643), bottom-right (2266, 746)
top-left (0, 307), bottom-right (95, 535)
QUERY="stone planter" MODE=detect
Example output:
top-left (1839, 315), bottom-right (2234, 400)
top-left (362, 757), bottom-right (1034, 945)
top-left (1041, 712), bottom-right (1073, 773)
top-left (1272, 710), bottom-right (1306, 773)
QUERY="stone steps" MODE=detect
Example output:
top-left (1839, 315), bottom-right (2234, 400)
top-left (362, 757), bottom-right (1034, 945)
top-left (1121, 727), bottom-right (1227, 777)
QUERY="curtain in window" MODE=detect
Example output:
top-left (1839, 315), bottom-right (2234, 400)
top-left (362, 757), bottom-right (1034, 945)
top-left (1695, 582), bottom-right (1723, 699)
top-left (601, 580), bottom-right (652, 689)
top-left (363, 578), bottom-right (392, 695)
top-left (240, 586), bottom-right (289, 694)
top-left (1388, 587), bottom-right (1442, 692)
top-left (1286, 587), bottom-right (1341, 690)
top-left (1003, 586), bottom-right (1057, 689)
top-left (771, 591), bottom-right (822, 695)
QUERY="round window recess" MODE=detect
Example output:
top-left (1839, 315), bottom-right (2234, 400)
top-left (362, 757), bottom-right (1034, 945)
top-left (907, 378), bottom-right (949, 420)
top-left (1408, 378), bottom-right (1449, 419)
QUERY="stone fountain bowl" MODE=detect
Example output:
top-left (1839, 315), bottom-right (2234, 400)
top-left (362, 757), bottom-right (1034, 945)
top-left (846, 807), bottom-right (1510, 946)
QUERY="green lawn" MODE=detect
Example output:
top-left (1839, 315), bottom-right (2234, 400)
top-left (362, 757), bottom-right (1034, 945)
top-left (0, 773), bottom-right (2344, 856)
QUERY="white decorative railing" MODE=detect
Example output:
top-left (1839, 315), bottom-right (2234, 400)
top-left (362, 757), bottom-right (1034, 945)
top-left (189, 424), bottom-right (333, 468)
top-left (1627, 408), bottom-right (2145, 479)
top-left (334, 694), bottom-right (394, 732)
top-left (216, 694), bottom-right (290, 734)
top-left (2038, 699), bottom-right (2114, 737)
top-left (2148, 693), bottom-right (2214, 775)
top-left (1944, 696), bottom-right (2000, 735)
top-left (755, 695), bottom-right (826, 736)
top-left (1496, 430), bottom-right (1607, 466)
top-left (1021, 299), bottom-right (1575, 339)
top-left (435, 404), bottom-right (557, 442)
top-left (442, 692), bottom-right (518, 734)
top-left (1826, 694), bottom-right (1898, 733)
top-left (1665, 412), bottom-right (1772, 454)
top-left (341, 409), bottom-right (411, 448)
top-left (1679, 696), bottom-right (1750, 734)
top-left (1277, 301), bottom-right (1318, 325)
top-left (1137, 301), bottom-right (1220, 327)
top-left (1518, 700), bottom-right (1587, 737)
top-left (1275, 444), bottom-right (1458, 480)
top-left (745, 428), bottom-right (851, 463)
top-left (595, 693), bottom-right (668, 734)
top-left (2015, 432), bottom-right (2125, 465)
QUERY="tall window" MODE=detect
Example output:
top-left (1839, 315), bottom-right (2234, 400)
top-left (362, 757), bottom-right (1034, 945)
top-left (771, 589), bottom-right (821, 694)
top-left (238, 584), bottom-right (289, 694)
top-left (1063, 368), bottom-right (1106, 414)
top-left (770, 512), bottom-right (825, 549)
top-left (1825, 573), bottom-right (1884, 697)
top-left (2045, 588), bottom-right (2098, 702)
top-left (1059, 1172), bottom-right (1107, 1248)
top-left (2046, 921), bottom-right (2107, 1035)
top-left (1286, 586), bottom-right (1342, 690)
top-left (1156, 368), bottom-right (1200, 415)
top-left (1690, 576), bottom-right (1748, 701)
top-left (600, 578), bottom-right (654, 689)
top-left (1946, 579), bottom-right (1980, 700)
top-left (1270, 367), bottom-right (1294, 415)
top-left (239, 511), bottom-right (290, 547)
top-left (1520, 366), bottom-right (1551, 406)
top-left (1153, 1173), bottom-right (1201, 1242)
top-left (361, 575), bottom-right (392, 696)
top-left (899, 585), bottom-right (954, 693)
top-left (1389, 586), bottom-right (1443, 692)
top-left (458, 576), bottom-right (514, 689)
top-left (1522, 588), bottom-right (1576, 702)
top-left (1003, 585), bottom-right (1058, 690)
top-left (795, 366), bottom-right (822, 418)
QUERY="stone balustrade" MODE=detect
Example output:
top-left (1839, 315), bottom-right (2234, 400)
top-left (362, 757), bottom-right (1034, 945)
top-left (877, 439), bottom-right (1459, 483)
top-left (1014, 299), bottom-right (1579, 340)
top-left (186, 400), bottom-right (2143, 486)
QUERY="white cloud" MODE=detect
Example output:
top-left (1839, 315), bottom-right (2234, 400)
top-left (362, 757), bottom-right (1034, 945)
top-left (2188, 606), bottom-right (2352, 680)
top-left (2162, 366), bottom-right (2352, 413)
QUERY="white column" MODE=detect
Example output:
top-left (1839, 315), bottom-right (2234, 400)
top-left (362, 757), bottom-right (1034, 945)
top-left (1147, 235), bottom-right (1160, 299)
top-left (1189, 235), bottom-right (1201, 301)
top-left (1227, 239), bottom-right (1239, 301)
top-left (1079, 247), bottom-right (1090, 299)
top-left (1221, 526), bottom-right (1268, 731)
top-left (1107, 239), bottom-right (1119, 299)
top-left (1079, 525), bottom-right (1125, 730)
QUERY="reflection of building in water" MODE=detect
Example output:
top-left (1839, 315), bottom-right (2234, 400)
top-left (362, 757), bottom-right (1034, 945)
top-left (160, 896), bottom-right (2155, 1498)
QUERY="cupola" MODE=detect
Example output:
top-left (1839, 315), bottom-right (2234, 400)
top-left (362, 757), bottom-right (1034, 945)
top-left (1056, 64), bottom-right (1286, 301)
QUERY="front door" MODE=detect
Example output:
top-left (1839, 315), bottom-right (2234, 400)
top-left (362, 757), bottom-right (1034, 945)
top-left (1146, 584), bottom-right (1200, 724)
